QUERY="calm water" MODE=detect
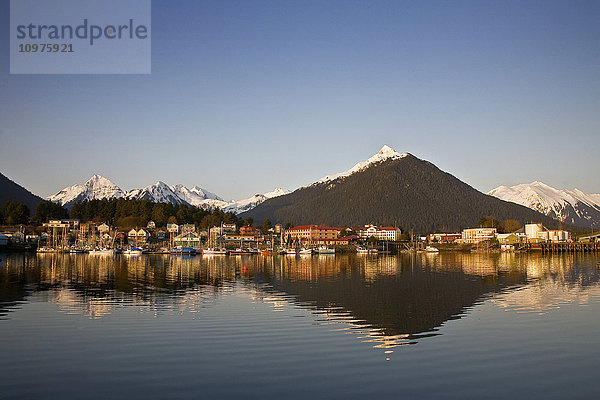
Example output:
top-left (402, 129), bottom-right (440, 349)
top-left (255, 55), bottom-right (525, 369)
top-left (1, 252), bottom-right (599, 399)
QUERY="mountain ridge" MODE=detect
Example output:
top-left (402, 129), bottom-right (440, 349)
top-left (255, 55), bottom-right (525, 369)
top-left (48, 175), bottom-right (290, 214)
top-left (0, 173), bottom-right (44, 211)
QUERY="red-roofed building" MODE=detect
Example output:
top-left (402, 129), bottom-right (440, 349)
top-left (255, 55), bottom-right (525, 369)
top-left (284, 225), bottom-right (341, 244)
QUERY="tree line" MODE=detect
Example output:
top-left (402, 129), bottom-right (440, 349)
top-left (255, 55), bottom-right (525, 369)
top-left (1, 198), bottom-right (247, 230)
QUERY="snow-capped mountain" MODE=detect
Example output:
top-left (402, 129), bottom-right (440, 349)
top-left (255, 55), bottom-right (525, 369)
top-left (170, 184), bottom-right (224, 207)
top-left (222, 188), bottom-right (291, 214)
top-left (315, 145), bottom-right (409, 184)
top-left (48, 175), bottom-right (124, 207)
top-left (488, 181), bottom-right (600, 228)
top-left (263, 188), bottom-right (291, 198)
top-left (49, 175), bottom-right (289, 214)
top-left (125, 181), bottom-right (190, 205)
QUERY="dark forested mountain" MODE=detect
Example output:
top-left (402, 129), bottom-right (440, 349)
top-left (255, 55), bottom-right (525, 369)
top-left (241, 153), bottom-right (562, 233)
top-left (0, 173), bottom-right (43, 210)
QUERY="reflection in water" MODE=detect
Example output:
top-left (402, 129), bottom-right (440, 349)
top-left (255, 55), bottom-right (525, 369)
top-left (1, 252), bottom-right (599, 352)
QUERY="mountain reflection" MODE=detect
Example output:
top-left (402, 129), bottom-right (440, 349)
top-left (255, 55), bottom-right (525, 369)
top-left (1, 253), bottom-right (599, 348)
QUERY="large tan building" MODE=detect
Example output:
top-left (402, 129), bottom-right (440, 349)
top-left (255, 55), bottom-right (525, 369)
top-left (461, 227), bottom-right (497, 244)
top-left (284, 225), bottom-right (341, 244)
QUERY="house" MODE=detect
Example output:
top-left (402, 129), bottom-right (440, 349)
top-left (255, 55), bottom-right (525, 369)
top-left (97, 223), bottom-right (110, 234)
top-left (173, 231), bottom-right (201, 248)
top-left (497, 233), bottom-right (521, 245)
top-left (167, 224), bottom-right (180, 234)
top-left (128, 229), bottom-right (150, 243)
top-left (156, 230), bottom-right (167, 240)
top-left (127, 229), bottom-right (138, 240)
top-left (136, 229), bottom-right (150, 242)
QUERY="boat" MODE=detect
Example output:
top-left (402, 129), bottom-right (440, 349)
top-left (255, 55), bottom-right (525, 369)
top-left (424, 246), bottom-right (439, 253)
top-left (230, 248), bottom-right (252, 255)
top-left (123, 247), bottom-right (143, 256)
top-left (299, 248), bottom-right (313, 255)
top-left (36, 246), bottom-right (59, 253)
top-left (285, 248), bottom-right (298, 255)
top-left (357, 247), bottom-right (378, 254)
top-left (261, 249), bottom-right (274, 256)
top-left (202, 248), bottom-right (228, 255)
top-left (170, 246), bottom-right (196, 255)
top-left (317, 246), bottom-right (335, 254)
top-left (89, 248), bottom-right (115, 255)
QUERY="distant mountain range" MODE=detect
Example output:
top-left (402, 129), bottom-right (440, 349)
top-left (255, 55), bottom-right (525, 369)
top-left (3, 145), bottom-right (597, 230)
top-left (47, 174), bottom-right (290, 214)
top-left (0, 173), bottom-right (44, 211)
top-left (488, 182), bottom-right (600, 229)
top-left (241, 146), bottom-right (562, 232)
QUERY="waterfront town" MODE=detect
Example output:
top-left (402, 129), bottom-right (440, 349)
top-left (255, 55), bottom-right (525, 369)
top-left (1, 218), bottom-right (599, 255)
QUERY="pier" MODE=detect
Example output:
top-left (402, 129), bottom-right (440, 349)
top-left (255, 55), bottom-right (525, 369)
top-left (527, 242), bottom-right (600, 253)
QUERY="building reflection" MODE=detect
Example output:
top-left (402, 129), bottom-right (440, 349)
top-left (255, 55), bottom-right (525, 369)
top-left (1, 252), bottom-right (599, 353)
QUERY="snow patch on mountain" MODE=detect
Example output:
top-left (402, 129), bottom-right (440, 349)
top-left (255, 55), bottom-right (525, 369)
top-left (315, 145), bottom-right (409, 184)
top-left (125, 181), bottom-right (189, 205)
top-left (488, 181), bottom-right (600, 228)
top-left (169, 184), bottom-right (224, 206)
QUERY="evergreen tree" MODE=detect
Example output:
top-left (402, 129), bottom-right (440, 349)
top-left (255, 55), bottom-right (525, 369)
top-left (33, 200), bottom-right (69, 223)
top-left (1, 201), bottom-right (30, 225)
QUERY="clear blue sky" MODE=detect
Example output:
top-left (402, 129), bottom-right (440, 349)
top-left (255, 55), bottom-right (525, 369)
top-left (1, 0), bottom-right (599, 200)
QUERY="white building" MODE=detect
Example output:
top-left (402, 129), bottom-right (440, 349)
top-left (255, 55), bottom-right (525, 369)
top-left (525, 223), bottom-right (544, 241)
top-left (357, 225), bottom-right (402, 241)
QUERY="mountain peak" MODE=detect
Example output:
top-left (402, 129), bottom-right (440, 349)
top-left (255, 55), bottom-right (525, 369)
top-left (378, 145), bottom-right (400, 156)
top-left (85, 174), bottom-right (118, 187)
top-left (49, 175), bottom-right (124, 206)
top-left (315, 145), bottom-right (409, 184)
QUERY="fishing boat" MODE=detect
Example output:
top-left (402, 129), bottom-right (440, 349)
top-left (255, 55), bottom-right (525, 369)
top-left (299, 248), bottom-right (313, 255)
top-left (202, 248), bottom-right (228, 255)
top-left (170, 246), bottom-right (196, 255)
top-left (123, 247), bottom-right (143, 256)
top-left (230, 248), bottom-right (252, 255)
top-left (424, 246), bottom-right (440, 253)
top-left (89, 248), bottom-right (115, 255)
top-left (285, 248), bottom-right (298, 255)
top-left (318, 246), bottom-right (335, 254)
